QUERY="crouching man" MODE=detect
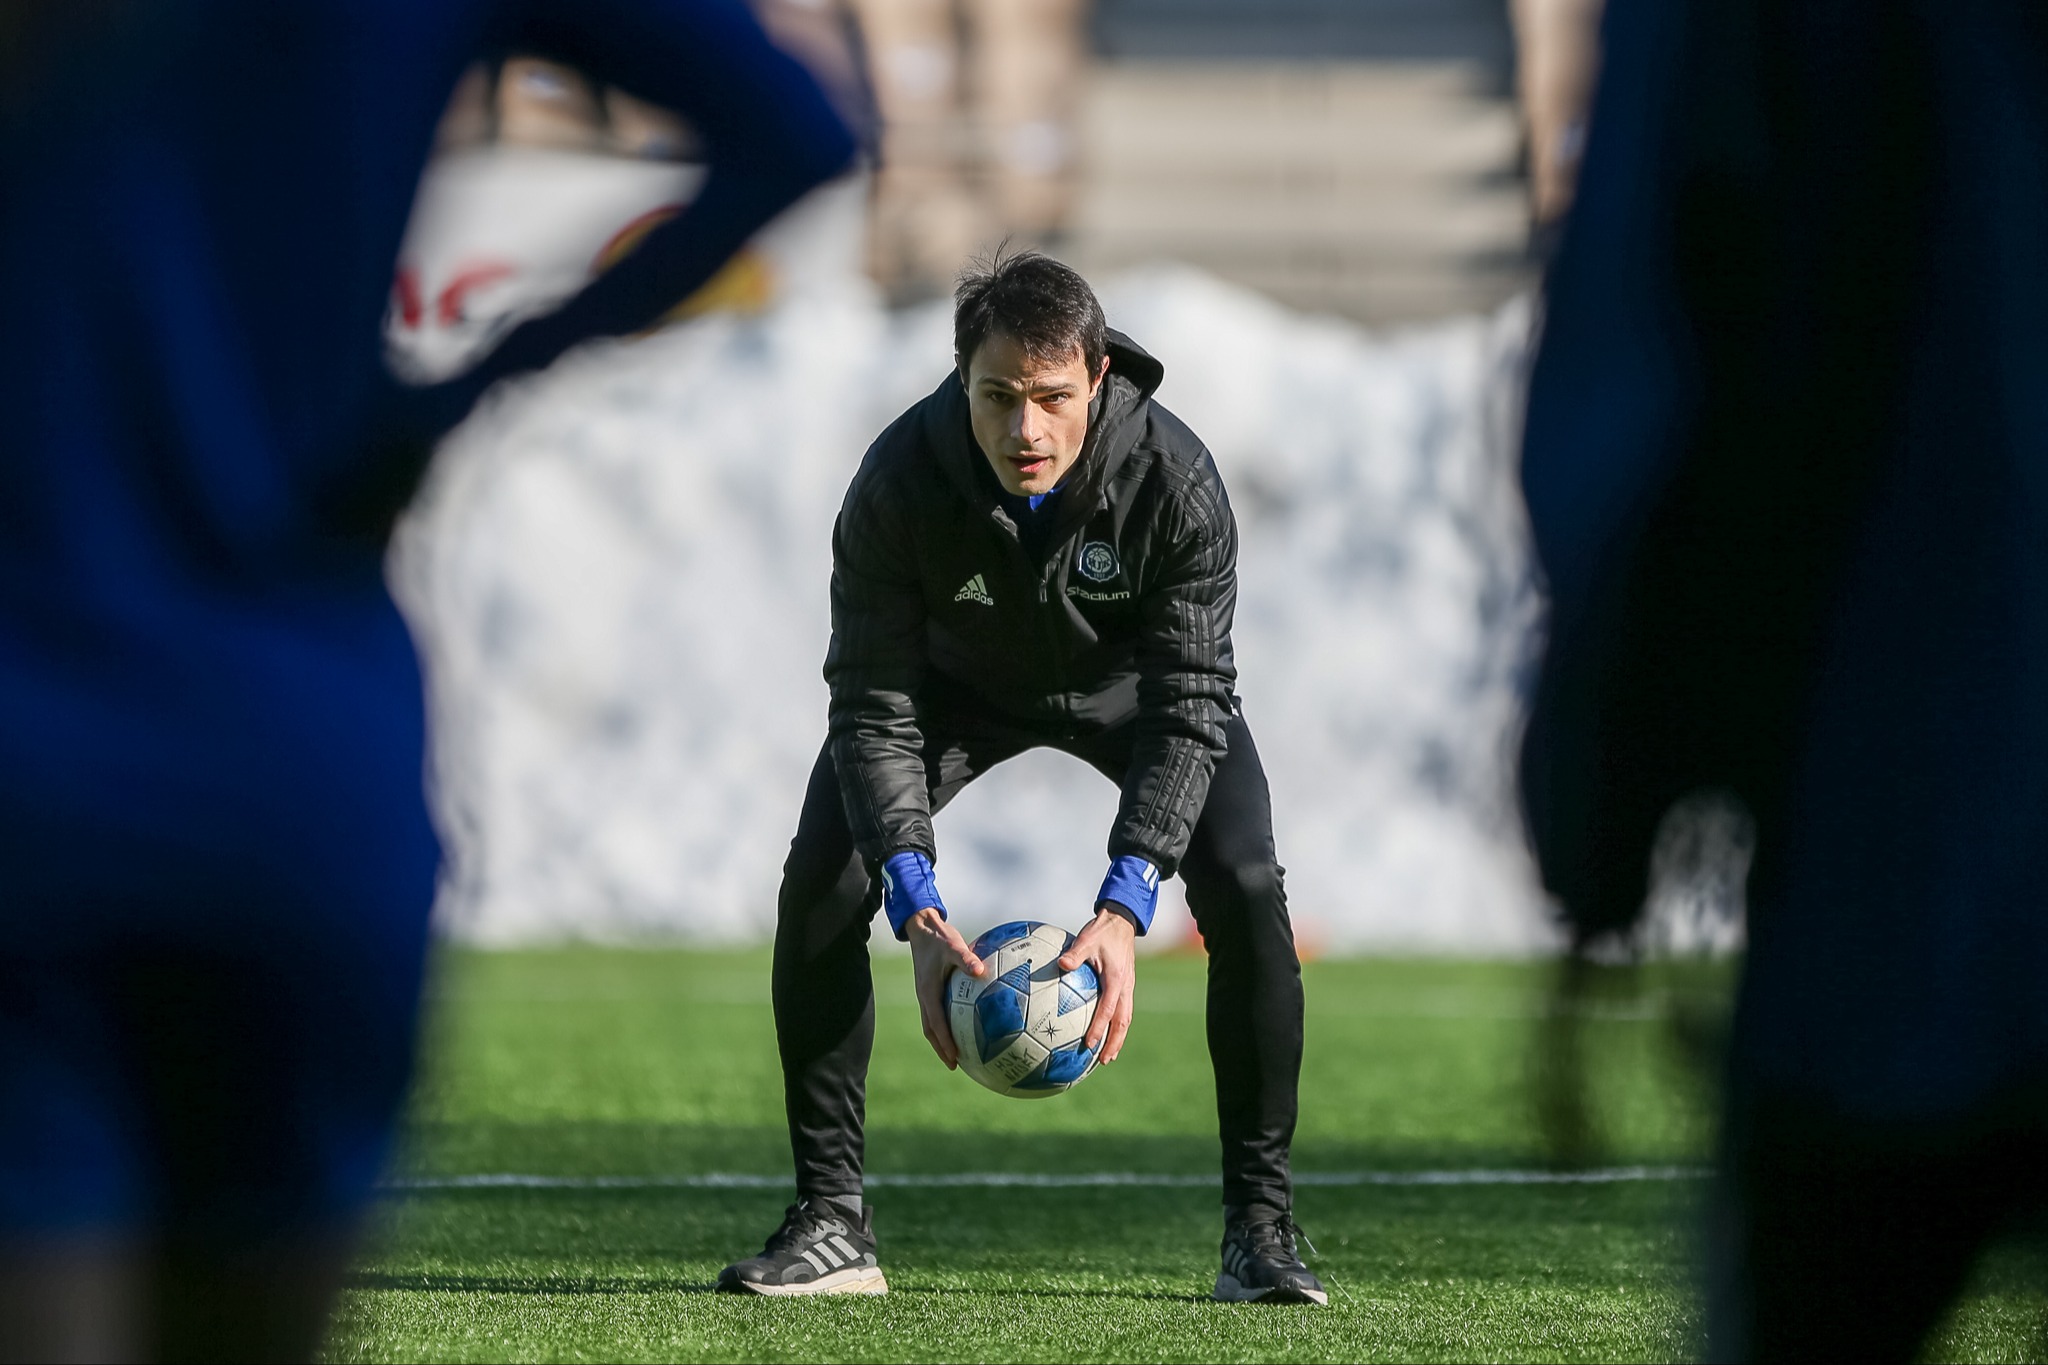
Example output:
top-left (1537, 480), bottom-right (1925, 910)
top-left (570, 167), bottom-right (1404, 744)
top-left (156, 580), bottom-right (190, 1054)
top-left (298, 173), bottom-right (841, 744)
top-left (717, 251), bottom-right (1321, 1305)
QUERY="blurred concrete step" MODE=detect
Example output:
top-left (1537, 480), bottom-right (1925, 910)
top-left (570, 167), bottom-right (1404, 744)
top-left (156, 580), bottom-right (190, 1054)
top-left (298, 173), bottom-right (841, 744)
top-left (1083, 62), bottom-right (1518, 152)
top-left (1079, 185), bottom-right (1526, 255)
top-left (1068, 6), bottom-right (1531, 326)
top-left (1093, 0), bottom-right (1514, 66)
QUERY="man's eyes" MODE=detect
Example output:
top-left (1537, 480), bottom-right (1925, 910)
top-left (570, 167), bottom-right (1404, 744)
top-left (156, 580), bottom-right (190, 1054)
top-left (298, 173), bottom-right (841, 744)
top-left (978, 389), bottom-right (1074, 406)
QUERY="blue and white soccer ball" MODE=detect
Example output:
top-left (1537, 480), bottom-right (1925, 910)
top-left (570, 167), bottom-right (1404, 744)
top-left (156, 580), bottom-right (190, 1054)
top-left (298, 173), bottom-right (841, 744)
top-left (946, 921), bottom-right (1101, 1098)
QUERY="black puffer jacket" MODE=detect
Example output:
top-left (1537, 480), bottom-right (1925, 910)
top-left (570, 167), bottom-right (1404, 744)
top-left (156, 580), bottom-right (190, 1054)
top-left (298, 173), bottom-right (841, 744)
top-left (824, 330), bottom-right (1238, 876)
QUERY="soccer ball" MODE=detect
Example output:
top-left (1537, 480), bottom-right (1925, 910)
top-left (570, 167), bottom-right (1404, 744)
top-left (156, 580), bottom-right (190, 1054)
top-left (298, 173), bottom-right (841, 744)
top-left (947, 921), bottom-right (1101, 1098)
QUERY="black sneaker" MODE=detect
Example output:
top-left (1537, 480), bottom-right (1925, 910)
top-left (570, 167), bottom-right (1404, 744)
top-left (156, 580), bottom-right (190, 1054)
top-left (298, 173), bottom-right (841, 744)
top-left (716, 1199), bottom-right (887, 1297)
top-left (1215, 1212), bottom-right (1329, 1306)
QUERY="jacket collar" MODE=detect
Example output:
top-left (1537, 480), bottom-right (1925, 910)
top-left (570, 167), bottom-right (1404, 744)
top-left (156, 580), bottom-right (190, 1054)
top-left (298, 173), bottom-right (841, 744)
top-left (922, 329), bottom-right (1166, 535)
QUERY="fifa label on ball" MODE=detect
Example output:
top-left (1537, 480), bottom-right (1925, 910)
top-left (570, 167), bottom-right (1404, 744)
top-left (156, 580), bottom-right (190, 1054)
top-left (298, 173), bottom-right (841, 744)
top-left (945, 920), bottom-right (1101, 1099)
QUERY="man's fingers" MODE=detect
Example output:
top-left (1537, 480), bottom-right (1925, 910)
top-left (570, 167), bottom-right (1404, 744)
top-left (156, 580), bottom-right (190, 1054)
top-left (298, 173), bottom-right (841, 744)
top-left (930, 996), bottom-right (958, 1065)
top-left (915, 959), bottom-right (958, 1068)
top-left (1081, 970), bottom-right (1114, 1047)
top-left (915, 911), bottom-right (984, 973)
top-left (1085, 976), bottom-right (1126, 1054)
top-left (1102, 996), bottom-right (1133, 1063)
top-left (934, 921), bottom-right (987, 977)
top-left (909, 912), bottom-right (974, 1069)
top-left (921, 1007), bottom-right (958, 1068)
top-left (1057, 920), bottom-right (1102, 973)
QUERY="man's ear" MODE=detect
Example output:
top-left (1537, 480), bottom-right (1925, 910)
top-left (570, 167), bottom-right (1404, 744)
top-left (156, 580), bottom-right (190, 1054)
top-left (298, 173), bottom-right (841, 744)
top-left (1090, 353), bottom-right (1110, 396)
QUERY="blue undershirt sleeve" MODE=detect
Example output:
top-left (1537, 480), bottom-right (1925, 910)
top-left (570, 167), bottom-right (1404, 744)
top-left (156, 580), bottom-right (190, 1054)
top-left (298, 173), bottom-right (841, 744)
top-left (880, 850), bottom-right (946, 941)
top-left (1096, 855), bottom-right (1160, 934)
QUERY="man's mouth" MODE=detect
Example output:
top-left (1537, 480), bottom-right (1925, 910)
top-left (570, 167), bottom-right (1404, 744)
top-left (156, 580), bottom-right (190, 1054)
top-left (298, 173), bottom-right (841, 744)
top-left (1008, 453), bottom-right (1051, 476)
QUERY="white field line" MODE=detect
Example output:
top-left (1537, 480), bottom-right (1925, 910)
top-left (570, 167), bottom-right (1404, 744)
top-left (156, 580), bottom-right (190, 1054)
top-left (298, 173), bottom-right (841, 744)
top-left (385, 1166), bottom-right (1707, 1193)
top-left (424, 989), bottom-right (1674, 1022)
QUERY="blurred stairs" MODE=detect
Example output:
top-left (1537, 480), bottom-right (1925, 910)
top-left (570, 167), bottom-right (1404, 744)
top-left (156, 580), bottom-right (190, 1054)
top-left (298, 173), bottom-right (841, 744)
top-left (1069, 0), bottom-right (1532, 325)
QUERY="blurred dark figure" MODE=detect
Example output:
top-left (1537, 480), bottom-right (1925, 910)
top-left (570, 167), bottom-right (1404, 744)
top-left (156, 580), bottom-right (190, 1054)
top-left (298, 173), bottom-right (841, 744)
top-left (0, 3), bottom-right (850, 1360)
top-left (1519, 0), bottom-right (2048, 1358)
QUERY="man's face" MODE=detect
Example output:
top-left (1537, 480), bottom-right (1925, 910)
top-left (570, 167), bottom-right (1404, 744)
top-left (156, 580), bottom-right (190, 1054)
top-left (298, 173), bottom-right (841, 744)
top-left (963, 331), bottom-right (1109, 497)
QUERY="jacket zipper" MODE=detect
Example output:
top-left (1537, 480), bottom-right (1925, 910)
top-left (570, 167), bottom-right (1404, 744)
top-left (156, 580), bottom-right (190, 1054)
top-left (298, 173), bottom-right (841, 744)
top-left (993, 510), bottom-right (1071, 729)
top-left (1040, 507), bottom-right (1102, 735)
top-left (1038, 555), bottom-right (1069, 733)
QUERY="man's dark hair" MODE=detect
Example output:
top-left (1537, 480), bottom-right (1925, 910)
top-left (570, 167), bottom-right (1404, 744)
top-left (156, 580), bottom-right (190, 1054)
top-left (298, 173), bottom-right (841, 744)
top-left (953, 247), bottom-right (1108, 378)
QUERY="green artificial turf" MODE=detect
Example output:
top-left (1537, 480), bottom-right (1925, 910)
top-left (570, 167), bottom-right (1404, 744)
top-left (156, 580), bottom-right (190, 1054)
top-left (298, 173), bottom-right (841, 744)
top-left (326, 949), bottom-right (2046, 1363)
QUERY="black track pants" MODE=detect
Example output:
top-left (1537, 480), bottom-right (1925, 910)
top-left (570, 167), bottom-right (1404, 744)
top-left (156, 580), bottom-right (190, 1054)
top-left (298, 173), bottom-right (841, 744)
top-left (771, 705), bottom-right (1304, 1215)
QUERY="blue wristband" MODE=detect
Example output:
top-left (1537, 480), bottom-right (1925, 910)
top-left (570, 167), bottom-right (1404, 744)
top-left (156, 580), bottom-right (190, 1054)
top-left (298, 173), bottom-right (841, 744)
top-left (1096, 855), bottom-right (1160, 934)
top-left (880, 850), bottom-right (945, 940)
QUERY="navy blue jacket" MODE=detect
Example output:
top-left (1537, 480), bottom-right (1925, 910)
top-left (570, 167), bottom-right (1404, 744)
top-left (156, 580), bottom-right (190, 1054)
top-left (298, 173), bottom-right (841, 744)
top-left (1521, 0), bottom-right (2048, 1123)
top-left (0, 1), bottom-right (853, 940)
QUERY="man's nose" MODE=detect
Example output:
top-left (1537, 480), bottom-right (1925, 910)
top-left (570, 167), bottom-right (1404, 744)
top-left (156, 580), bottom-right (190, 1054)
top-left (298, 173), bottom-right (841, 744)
top-left (1014, 401), bottom-right (1043, 446)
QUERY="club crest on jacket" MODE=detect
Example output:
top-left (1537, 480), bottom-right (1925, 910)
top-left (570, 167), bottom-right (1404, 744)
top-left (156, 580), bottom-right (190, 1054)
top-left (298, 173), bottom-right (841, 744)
top-left (1078, 541), bottom-right (1120, 582)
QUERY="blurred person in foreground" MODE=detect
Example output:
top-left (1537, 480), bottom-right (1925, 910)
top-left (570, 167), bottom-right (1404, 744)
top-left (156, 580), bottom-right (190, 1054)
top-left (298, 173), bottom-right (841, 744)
top-left (717, 251), bottom-right (1323, 1306)
top-left (0, 3), bottom-right (851, 1359)
top-left (1520, 0), bottom-right (2048, 1357)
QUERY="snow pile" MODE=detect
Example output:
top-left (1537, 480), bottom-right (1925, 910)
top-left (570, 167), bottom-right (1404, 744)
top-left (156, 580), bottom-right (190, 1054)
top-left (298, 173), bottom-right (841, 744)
top-left (392, 262), bottom-right (1557, 952)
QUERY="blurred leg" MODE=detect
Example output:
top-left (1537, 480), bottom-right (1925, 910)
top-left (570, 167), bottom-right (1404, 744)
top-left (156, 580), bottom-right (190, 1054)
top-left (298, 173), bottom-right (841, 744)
top-left (846, 0), bottom-right (985, 300)
top-left (0, 953), bottom-right (149, 1363)
top-left (154, 1236), bottom-right (355, 1364)
top-left (1508, 0), bottom-right (1606, 230)
top-left (0, 908), bottom-right (427, 1365)
top-left (127, 911), bottom-right (428, 1363)
top-left (0, 1242), bottom-right (143, 1365)
top-left (962, 0), bottom-right (1086, 241)
top-left (1710, 1094), bottom-right (2038, 1362)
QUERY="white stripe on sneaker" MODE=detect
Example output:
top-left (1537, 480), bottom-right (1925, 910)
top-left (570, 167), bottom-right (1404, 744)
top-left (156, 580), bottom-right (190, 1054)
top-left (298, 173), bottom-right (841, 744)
top-left (800, 1249), bottom-right (830, 1275)
top-left (739, 1266), bottom-right (888, 1297)
top-left (814, 1241), bottom-right (844, 1269)
top-left (829, 1235), bottom-right (861, 1263)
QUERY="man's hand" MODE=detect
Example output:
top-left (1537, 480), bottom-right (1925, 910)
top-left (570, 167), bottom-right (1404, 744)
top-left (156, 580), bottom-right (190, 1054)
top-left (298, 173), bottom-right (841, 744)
top-left (1059, 905), bottom-right (1138, 1062)
top-left (907, 907), bottom-right (984, 1068)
